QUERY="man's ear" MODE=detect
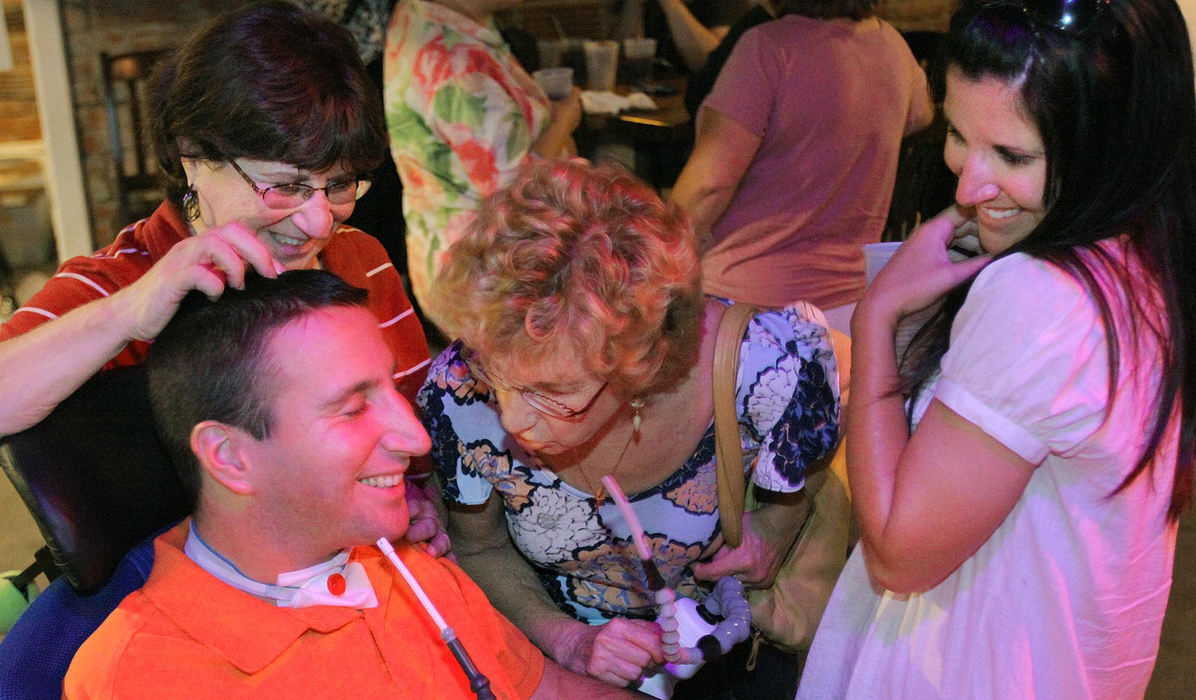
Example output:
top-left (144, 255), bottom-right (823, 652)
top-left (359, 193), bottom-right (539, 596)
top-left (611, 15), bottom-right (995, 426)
top-left (190, 421), bottom-right (255, 496)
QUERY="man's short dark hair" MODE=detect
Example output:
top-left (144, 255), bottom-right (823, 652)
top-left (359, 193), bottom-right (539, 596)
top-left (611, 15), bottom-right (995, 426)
top-left (147, 270), bottom-right (368, 505)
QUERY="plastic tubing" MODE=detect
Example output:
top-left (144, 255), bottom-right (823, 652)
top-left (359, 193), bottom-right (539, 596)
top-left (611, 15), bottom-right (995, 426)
top-left (377, 538), bottom-right (496, 700)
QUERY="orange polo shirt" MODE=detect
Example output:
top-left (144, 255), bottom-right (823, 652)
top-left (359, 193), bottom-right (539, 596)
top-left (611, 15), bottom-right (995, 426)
top-left (64, 522), bottom-right (543, 698)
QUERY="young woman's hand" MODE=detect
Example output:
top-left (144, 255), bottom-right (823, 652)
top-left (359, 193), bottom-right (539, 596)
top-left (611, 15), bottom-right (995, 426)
top-left (857, 206), bottom-right (992, 329)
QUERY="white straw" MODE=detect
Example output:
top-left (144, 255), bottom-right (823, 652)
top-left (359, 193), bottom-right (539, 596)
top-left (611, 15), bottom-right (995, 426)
top-left (377, 537), bottom-right (451, 634)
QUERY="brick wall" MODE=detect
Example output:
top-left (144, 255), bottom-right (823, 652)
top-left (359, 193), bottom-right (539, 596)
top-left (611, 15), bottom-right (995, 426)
top-left (60, 0), bottom-right (240, 247)
top-left (0, 0), bottom-right (39, 142)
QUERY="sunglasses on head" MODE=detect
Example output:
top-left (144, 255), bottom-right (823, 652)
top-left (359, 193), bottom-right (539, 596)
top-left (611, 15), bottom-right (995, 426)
top-left (984, 0), bottom-right (1111, 36)
top-left (1033, 0), bottom-right (1111, 34)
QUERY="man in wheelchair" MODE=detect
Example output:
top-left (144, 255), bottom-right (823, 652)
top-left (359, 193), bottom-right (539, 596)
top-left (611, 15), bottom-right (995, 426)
top-left (63, 270), bottom-right (632, 698)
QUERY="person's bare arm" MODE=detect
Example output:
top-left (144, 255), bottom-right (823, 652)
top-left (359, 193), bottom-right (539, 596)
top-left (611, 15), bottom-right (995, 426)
top-left (655, 0), bottom-right (730, 72)
top-left (904, 67), bottom-right (935, 137)
top-left (848, 208), bottom-right (1036, 593)
top-left (449, 491), bottom-right (663, 687)
top-left (669, 107), bottom-right (761, 251)
top-left (531, 89), bottom-right (582, 159)
top-left (0, 223), bottom-right (281, 437)
top-left (531, 658), bottom-right (646, 698)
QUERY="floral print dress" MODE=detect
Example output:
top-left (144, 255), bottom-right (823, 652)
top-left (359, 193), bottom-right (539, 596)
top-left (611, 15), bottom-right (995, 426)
top-left (419, 302), bottom-right (839, 624)
top-left (383, 0), bottom-right (551, 308)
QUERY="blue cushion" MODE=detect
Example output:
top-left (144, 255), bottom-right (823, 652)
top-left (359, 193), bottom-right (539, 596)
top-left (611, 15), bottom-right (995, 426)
top-left (0, 532), bottom-right (159, 699)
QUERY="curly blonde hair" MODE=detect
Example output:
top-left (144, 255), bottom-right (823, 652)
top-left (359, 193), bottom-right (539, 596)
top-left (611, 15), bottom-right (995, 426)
top-left (429, 159), bottom-right (703, 395)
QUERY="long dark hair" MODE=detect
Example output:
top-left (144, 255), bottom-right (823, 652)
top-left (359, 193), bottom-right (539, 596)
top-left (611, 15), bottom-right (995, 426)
top-left (902, 0), bottom-right (1194, 519)
top-left (148, 0), bottom-right (387, 206)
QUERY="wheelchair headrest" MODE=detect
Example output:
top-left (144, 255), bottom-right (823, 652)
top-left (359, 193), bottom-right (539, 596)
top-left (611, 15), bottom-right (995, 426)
top-left (0, 366), bottom-right (189, 594)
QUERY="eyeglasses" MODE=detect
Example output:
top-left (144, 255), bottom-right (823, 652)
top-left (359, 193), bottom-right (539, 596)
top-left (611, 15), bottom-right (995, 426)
top-left (460, 347), bottom-right (608, 420)
top-left (229, 159), bottom-right (371, 210)
top-left (1016, 0), bottom-right (1110, 36)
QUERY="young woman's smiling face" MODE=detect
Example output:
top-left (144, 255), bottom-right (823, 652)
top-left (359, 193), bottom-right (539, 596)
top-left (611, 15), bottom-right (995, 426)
top-left (943, 68), bottom-right (1048, 255)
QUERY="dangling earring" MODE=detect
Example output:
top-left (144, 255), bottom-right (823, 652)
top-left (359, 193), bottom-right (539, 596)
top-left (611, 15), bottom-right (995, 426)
top-left (630, 397), bottom-right (645, 438)
top-left (182, 187), bottom-right (200, 222)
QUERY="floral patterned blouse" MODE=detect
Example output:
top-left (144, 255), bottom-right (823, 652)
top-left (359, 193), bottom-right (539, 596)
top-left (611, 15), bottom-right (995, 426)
top-left (383, 0), bottom-right (551, 308)
top-left (418, 302), bottom-right (840, 623)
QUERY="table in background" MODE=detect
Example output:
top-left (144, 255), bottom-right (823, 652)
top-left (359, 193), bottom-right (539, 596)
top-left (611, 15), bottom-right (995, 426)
top-left (576, 76), bottom-right (694, 192)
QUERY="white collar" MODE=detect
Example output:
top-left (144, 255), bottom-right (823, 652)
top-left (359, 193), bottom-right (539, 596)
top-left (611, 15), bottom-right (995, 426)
top-left (184, 522), bottom-right (377, 609)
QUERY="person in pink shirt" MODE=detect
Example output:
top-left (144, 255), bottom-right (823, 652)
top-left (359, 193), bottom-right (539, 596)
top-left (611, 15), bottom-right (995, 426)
top-left (670, 0), bottom-right (933, 332)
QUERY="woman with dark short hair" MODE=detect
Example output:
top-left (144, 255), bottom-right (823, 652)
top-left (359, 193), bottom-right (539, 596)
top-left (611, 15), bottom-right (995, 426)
top-left (0, 0), bottom-right (431, 439)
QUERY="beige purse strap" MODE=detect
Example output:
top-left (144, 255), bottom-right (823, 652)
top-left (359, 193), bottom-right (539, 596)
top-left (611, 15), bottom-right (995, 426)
top-left (713, 302), bottom-right (757, 548)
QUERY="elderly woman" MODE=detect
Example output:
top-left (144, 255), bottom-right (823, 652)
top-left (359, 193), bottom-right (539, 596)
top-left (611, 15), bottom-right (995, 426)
top-left (0, 1), bottom-right (430, 432)
top-left (0, 1), bottom-right (442, 538)
top-left (418, 159), bottom-right (839, 696)
top-left (384, 0), bottom-right (583, 312)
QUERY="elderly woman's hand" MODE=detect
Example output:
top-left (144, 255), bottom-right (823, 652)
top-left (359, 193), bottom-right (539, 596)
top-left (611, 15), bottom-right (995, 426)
top-left (691, 498), bottom-right (808, 587)
top-left (403, 472), bottom-right (452, 558)
top-left (115, 222), bottom-right (284, 341)
top-left (555, 617), bottom-right (664, 688)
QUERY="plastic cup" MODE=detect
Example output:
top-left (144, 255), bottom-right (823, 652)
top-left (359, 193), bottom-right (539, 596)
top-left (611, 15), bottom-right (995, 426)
top-left (862, 241), bottom-right (903, 285)
top-left (583, 40), bottom-right (619, 91)
top-left (621, 37), bottom-right (656, 86)
top-left (533, 67), bottom-right (574, 100)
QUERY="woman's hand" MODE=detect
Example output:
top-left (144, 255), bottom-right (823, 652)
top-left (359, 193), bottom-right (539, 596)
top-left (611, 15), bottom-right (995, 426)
top-left (403, 473), bottom-right (452, 558)
top-left (857, 206), bottom-right (992, 329)
top-left (691, 497), bottom-right (806, 587)
top-left (551, 88), bottom-right (583, 134)
top-left (114, 222), bottom-right (283, 341)
top-left (531, 88), bottom-right (583, 160)
top-left (555, 617), bottom-right (664, 688)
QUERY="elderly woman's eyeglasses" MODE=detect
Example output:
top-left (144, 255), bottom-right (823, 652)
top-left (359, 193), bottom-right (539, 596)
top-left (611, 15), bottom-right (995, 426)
top-left (460, 348), bottom-right (608, 420)
top-left (229, 160), bottom-right (371, 210)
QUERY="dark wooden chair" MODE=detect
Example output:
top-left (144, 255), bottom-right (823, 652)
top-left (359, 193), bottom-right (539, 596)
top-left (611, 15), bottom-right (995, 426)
top-left (101, 49), bottom-right (172, 224)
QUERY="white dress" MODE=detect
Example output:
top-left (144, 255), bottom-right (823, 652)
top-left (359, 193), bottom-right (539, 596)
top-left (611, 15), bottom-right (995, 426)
top-left (799, 248), bottom-right (1179, 699)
